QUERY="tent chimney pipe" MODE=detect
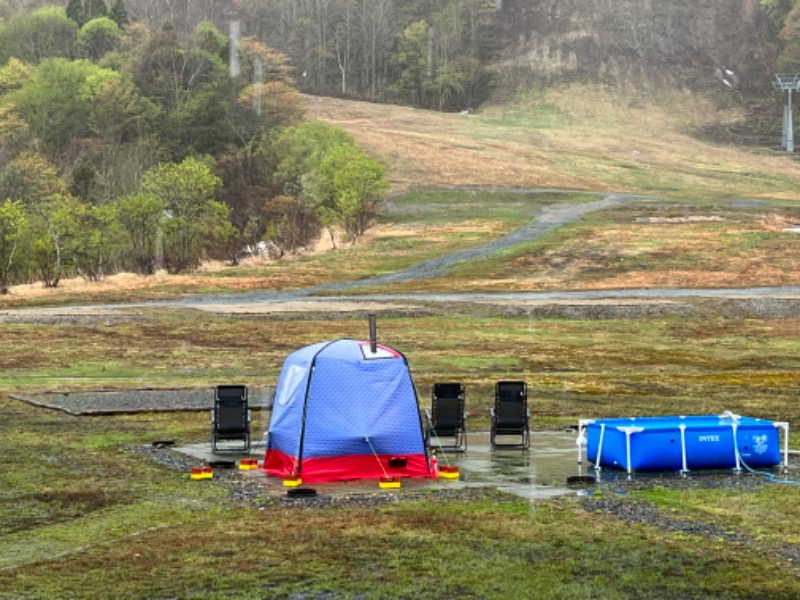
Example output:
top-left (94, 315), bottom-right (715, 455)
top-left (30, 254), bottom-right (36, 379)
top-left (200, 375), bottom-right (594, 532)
top-left (369, 314), bottom-right (377, 353)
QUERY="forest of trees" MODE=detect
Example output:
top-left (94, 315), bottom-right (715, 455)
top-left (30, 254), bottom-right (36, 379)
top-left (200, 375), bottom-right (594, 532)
top-left (0, 0), bottom-right (504, 293)
top-left (238, 0), bottom-right (498, 111)
top-left (0, 1), bottom-right (400, 292)
top-left (1, 1), bottom-right (501, 108)
top-left (763, 0), bottom-right (800, 72)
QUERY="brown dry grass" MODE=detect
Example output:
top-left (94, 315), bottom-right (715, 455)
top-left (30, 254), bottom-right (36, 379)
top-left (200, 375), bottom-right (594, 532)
top-left (4, 226), bottom-right (347, 301)
top-left (364, 213), bottom-right (800, 293)
top-left (303, 93), bottom-right (599, 191)
top-left (304, 86), bottom-right (800, 198)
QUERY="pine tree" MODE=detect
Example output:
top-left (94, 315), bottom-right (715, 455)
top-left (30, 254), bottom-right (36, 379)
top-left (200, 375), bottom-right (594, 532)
top-left (109, 0), bottom-right (129, 28)
top-left (779, 5), bottom-right (800, 71)
top-left (84, 0), bottom-right (108, 21)
top-left (66, 0), bottom-right (85, 27)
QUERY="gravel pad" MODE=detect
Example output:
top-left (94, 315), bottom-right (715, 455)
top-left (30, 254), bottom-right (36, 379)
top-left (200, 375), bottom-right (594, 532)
top-left (13, 386), bottom-right (274, 415)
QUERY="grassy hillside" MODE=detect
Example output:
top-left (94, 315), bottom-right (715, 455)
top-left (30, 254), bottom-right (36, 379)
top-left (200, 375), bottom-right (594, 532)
top-left (304, 86), bottom-right (800, 198)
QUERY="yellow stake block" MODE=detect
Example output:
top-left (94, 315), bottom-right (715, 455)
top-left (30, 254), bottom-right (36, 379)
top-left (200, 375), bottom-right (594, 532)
top-left (283, 478), bottom-right (303, 487)
top-left (438, 470), bottom-right (460, 480)
top-left (240, 458), bottom-right (259, 471)
top-left (379, 479), bottom-right (401, 489)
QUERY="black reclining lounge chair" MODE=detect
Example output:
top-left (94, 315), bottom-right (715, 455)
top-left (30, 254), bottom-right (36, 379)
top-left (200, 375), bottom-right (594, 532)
top-left (490, 380), bottom-right (530, 449)
top-left (211, 385), bottom-right (250, 453)
top-left (425, 382), bottom-right (467, 452)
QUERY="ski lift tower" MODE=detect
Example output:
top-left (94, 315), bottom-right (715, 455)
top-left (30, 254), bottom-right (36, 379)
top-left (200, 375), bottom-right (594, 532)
top-left (773, 73), bottom-right (800, 152)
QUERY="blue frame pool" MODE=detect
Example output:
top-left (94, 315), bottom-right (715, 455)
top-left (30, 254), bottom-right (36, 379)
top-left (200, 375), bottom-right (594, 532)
top-left (578, 412), bottom-right (789, 474)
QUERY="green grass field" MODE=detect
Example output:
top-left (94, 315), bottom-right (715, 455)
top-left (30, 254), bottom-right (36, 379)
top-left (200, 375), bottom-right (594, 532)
top-left (4, 388), bottom-right (800, 599)
top-left (5, 89), bottom-right (800, 597)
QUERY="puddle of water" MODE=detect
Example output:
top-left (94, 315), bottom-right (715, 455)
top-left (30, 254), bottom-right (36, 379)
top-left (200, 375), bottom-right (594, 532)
top-left (176, 431), bottom-right (587, 500)
top-left (437, 432), bottom-right (582, 497)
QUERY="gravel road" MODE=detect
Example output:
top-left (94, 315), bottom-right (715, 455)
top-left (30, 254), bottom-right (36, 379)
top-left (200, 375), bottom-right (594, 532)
top-left (12, 387), bottom-right (275, 415)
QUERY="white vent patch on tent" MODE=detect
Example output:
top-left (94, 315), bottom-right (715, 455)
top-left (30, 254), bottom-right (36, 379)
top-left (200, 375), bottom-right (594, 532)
top-left (277, 364), bottom-right (307, 406)
top-left (358, 342), bottom-right (401, 360)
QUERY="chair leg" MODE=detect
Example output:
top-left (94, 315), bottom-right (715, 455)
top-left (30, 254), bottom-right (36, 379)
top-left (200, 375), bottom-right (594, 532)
top-left (211, 433), bottom-right (250, 454)
top-left (429, 430), bottom-right (468, 453)
top-left (491, 427), bottom-right (531, 449)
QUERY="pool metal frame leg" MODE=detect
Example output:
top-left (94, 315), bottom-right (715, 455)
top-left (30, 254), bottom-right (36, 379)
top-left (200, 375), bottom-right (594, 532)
top-left (576, 419), bottom-right (592, 469)
top-left (618, 426), bottom-right (645, 476)
top-left (679, 424), bottom-right (688, 477)
top-left (594, 423), bottom-right (605, 474)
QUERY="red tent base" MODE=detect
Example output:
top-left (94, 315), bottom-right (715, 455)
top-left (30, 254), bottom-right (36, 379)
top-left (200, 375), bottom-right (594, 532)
top-left (263, 449), bottom-right (430, 483)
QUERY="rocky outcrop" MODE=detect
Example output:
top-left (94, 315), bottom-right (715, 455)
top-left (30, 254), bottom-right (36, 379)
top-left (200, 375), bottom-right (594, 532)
top-left (496, 0), bottom-right (778, 94)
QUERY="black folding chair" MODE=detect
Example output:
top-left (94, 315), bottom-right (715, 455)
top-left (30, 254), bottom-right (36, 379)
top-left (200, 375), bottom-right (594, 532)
top-left (211, 385), bottom-right (250, 453)
top-left (490, 381), bottom-right (530, 449)
top-left (425, 382), bottom-right (467, 452)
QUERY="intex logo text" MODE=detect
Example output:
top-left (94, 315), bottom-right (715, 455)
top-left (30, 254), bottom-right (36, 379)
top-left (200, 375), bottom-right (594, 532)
top-left (699, 435), bottom-right (720, 442)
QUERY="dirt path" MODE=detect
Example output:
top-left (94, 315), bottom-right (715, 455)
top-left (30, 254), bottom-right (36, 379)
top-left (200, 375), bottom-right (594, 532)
top-left (173, 193), bottom-right (649, 304)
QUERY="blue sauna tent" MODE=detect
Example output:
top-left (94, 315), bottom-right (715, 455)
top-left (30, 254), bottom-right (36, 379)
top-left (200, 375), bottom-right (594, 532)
top-left (263, 339), bottom-right (431, 482)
